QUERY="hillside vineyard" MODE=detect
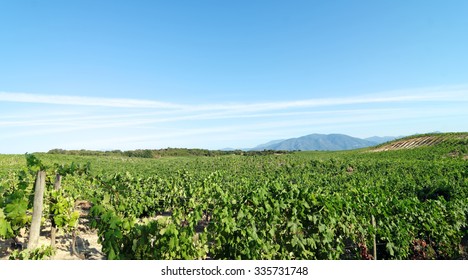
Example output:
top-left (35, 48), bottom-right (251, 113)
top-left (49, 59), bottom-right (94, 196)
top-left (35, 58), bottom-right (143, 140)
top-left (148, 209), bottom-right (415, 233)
top-left (0, 133), bottom-right (467, 259)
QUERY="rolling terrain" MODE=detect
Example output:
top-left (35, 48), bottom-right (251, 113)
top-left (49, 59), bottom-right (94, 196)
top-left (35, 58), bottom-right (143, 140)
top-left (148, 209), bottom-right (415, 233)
top-left (250, 133), bottom-right (397, 151)
top-left (372, 133), bottom-right (468, 152)
top-left (0, 132), bottom-right (467, 260)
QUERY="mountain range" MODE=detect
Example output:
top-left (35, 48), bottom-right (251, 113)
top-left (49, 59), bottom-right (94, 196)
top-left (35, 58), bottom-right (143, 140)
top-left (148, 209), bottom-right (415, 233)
top-left (249, 133), bottom-right (399, 151)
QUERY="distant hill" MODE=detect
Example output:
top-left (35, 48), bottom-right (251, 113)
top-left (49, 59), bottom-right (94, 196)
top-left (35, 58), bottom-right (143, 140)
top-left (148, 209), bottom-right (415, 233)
top-left (250, 133), bottom-right (379, 151)
top-left (251, 139), bottom-right (285, 150)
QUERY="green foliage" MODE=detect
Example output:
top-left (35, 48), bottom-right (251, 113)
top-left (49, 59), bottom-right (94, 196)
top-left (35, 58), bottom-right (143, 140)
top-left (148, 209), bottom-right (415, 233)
top-left (2, 133), bottom-right (468, 260)
top-left (9, 245), bottom-right (55, 260)
top-left (86, 151), bottom-right (467, 259)
top-left (89, 172), bottom-right (209, 260)
top-left (25, 153), bottom-right (45, 173)
top-left (47, 147), bottom-right (290, 158)
top-left (0, 169), bottom-right (34, 239)
top-left (49, 189), bottom-right (80, 231)
top-left (0, 153), bottom-right (91, 255)
top-left (55, 161), bottom-right (91, 176)
top-left (0, 209), bottom-right (14, 238)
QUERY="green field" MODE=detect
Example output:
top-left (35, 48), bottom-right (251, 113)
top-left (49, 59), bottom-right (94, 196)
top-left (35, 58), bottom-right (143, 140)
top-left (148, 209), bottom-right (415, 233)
top-left (1, 133), bottom-right (467, 259)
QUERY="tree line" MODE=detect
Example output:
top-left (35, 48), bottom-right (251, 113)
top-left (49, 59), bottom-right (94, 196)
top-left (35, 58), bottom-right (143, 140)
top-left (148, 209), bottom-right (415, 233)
top-left (47, 148), bottom-right (291, 158)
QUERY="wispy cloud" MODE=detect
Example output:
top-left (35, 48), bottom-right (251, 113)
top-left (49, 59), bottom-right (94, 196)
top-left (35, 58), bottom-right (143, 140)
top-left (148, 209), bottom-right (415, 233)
top-left (0, 92), bottom-right (185, 109)
top-left (1, 85), bottom-right (467, 112)
top-left (1, 85), bottom-right (467, 152)
top-left (60, 105), bottom-right (466, 150)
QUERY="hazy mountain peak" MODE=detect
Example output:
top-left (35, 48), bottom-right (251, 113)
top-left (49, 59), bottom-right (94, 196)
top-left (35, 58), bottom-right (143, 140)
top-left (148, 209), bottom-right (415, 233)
top-left (250, 133), bottom-right (393, 151)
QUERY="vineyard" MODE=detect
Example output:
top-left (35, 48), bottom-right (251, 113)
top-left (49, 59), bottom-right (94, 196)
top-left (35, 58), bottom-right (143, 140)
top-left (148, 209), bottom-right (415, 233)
top-left (1, 133), bottom-right (467, 260)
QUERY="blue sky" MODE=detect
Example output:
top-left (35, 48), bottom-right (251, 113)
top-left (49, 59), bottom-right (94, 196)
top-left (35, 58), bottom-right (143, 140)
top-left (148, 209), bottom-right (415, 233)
top-left (1, 0), bottom-right (467, 153)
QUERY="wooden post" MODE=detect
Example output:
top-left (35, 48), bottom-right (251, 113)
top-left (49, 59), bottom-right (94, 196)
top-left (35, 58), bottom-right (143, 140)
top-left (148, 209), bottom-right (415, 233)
top-left (28, 171), bottom-right (46, 250)
top-left (53, 173), bottom-right (62, 190)
top-left (50, 174), bottom-right (62, 249)
top-left (372, 215), bottom-right (377, 260)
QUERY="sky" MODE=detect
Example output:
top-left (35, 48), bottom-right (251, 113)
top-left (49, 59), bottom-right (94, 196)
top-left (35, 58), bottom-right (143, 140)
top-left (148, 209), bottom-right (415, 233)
top-left (0, 0), bottom-right (467, 153)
